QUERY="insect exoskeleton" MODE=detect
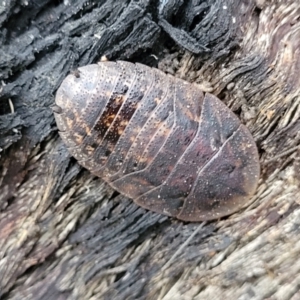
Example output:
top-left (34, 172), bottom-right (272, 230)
top-left (53, 60), bottom-right (260, 222)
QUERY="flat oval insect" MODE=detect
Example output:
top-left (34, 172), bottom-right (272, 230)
top-left (53, 61), bottom-right (260, 222)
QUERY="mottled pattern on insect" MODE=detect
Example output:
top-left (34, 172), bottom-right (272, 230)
top-left (53, 61), bottom-right (260, 222)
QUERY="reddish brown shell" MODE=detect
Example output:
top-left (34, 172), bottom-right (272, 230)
top-left (54, 61), bottom-right (260, 222)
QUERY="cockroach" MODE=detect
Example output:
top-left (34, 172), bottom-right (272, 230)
top-left (53, 61), bottom-right (260, 222)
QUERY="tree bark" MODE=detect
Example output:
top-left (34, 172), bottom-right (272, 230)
top-left (0, 0), bottom-right (299, 299)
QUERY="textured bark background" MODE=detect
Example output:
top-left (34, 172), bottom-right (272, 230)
top-left (0, 0), bottom-right (300, 299)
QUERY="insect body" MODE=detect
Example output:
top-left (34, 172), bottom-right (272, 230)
top-left (54, 61), bottom-right (260, 222)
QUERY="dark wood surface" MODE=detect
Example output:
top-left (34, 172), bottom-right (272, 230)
top-left (0, 1), bottom-right (299, 299)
